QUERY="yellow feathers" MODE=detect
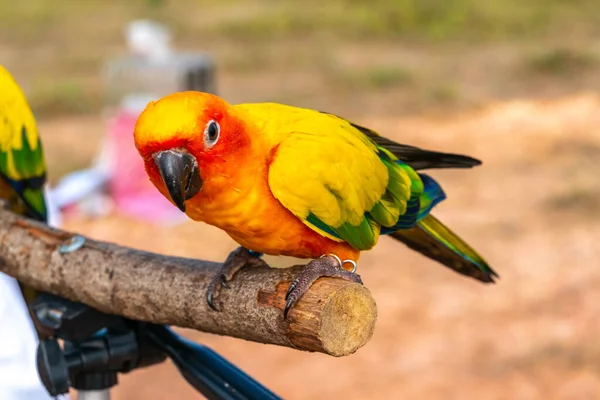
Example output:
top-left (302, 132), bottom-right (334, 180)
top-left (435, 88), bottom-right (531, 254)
top-left (0, 65), bottom-right (44, 180)
top-left (136, 93), bottom-right (203, 146)
top-left (268, 129), bottom-right (388, 228)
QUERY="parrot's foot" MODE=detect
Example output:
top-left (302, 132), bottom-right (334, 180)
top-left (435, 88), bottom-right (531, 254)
top-left (284, 254), bottom-right (363, 319)
top-left (206, 247), bottom-right (268, 312)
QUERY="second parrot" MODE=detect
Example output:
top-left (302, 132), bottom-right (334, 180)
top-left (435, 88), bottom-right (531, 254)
top-left (0, 65), bottom-right (48, 305)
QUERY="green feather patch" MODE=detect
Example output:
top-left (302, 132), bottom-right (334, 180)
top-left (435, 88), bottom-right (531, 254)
top-left (0, 126), bottom-right (45, 181)
top-left (22, 187), bottom-right (47, 221)
top-left (332, 217), bottom-right (380, 250)
top-left (396, 161), bottom-right (424, 196)
top-left (307, 213), bottom-right (380, 251)
top-left (381, 158), bottom-right (411, 204)
top-left (368, 192), bottom-right (400, 227)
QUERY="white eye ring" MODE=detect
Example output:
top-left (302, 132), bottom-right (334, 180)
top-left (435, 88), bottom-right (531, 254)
top-left (204, 120), bottom-right (220, 148)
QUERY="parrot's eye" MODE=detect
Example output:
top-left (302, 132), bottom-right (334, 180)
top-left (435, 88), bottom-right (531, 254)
top-left (204, 120), bottom-right (220, 148)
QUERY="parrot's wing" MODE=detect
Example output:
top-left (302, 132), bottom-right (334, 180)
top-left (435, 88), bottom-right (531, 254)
top-left (267, 113), bottom-right (422, 251)
top-left (0, 65), bottom-right (47, 222)
top-left (319, 112), bottom-right (482, 170)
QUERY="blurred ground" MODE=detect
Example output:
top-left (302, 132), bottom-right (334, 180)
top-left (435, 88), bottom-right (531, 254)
top-left (3, 0), bottom-right (600, 126)
top-left (40, 93), bottom-right (600, 399)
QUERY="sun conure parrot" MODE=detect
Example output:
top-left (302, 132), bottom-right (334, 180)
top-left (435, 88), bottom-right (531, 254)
top-left (133, 91), bottom-right (498, 319)
top-left (0, 65), bottom-right (48, 306)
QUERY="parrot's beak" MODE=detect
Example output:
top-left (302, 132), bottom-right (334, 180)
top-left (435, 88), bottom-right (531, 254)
top-left (152, 149), bottom-right (202, 212)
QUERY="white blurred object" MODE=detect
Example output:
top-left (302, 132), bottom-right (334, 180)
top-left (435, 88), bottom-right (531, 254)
top-left (126, 19), bottom-right (172, 62)
top-left (48, 167), bottom-right (112, 219)
top-left (49, 168), bottom-right (110, 208)
top-left (0, 275), bottom-right (64, 400)
top-left (0, 197), bottom-right (68, 400)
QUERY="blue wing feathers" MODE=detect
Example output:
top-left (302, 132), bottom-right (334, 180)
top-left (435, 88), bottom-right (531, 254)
top-left (417, 173), bottom-right (446, 220)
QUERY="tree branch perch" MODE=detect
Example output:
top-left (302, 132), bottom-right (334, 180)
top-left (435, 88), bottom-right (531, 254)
top-left (0, 207), bottom-right (377, 357)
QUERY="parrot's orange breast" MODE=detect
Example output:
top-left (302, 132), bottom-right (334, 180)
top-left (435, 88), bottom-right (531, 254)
top-left (183, 156), bottom-right (359, 262)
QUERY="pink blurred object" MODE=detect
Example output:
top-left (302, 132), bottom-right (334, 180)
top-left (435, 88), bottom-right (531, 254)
top-left (105, 103), bottom-right (186, 224)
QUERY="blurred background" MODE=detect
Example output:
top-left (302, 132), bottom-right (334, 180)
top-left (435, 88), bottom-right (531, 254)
top-left (3, 0), bottom-right (600, 398)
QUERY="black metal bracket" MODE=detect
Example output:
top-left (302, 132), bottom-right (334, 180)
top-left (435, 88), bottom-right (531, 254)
top-left (30, 293), bottom-right (281, 400)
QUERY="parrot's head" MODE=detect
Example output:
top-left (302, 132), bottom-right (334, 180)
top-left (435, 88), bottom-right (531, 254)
top-left (133, 91), bottom-right (251, 213)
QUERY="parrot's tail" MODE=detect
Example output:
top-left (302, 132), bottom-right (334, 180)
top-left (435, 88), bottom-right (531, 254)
top-left (390, 214), bottom-right (498, 283)
top-left (388, 172), bottom-right (498, 283)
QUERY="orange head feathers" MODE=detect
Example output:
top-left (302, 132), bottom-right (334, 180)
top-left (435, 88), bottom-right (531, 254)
top-left (133, 91), bottom-right (254, 213)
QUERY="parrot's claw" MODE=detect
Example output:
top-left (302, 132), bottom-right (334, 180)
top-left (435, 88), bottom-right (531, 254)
top-left (285, 281), bottom-right (297, 300)
top-left (283, 255), bottom-right (363, 320)
top-left (205, 247), bottom-right (268, 312)
top-left (206, 291), bottom-right (220, 312)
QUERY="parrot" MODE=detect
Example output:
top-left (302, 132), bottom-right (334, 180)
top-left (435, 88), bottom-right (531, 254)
top-left (133, 91), bottom-right (498, 319)
top-left (0, 65), bottom-right (48, 306)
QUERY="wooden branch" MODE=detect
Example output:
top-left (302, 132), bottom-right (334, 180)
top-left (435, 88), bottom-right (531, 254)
top-left (0, 206), bottom-right (377, 357)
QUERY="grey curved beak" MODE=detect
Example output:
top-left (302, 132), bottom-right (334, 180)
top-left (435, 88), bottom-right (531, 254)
top-left (152, 150), bottom-right (202, 212)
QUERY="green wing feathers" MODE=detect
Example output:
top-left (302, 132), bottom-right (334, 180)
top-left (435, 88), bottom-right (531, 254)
top-left (367, 150), bottom-right (412, 227)
top-left (368, 192), bottom-right (401, 228)
top-left (0, 65), bottom-right (47, 222)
